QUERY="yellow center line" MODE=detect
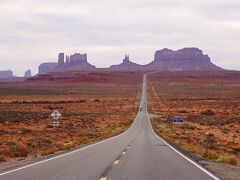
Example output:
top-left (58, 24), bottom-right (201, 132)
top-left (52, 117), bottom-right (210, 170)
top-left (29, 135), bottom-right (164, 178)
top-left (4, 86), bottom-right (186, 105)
top-left (99, 177), bottom-right (107, 180)
top-left (113, 160), bottom-right (120, 165)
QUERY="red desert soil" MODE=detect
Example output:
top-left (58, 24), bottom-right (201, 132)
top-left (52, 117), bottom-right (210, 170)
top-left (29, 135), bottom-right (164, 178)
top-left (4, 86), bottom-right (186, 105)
top-left (148, 71), bottom-right (240, 167)
top-left (0, 71), bottom-right (143, 163)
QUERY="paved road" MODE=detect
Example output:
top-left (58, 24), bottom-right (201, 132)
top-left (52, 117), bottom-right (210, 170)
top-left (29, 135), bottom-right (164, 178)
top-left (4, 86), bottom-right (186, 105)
top-left (0, 74), bottom-right (219, 180)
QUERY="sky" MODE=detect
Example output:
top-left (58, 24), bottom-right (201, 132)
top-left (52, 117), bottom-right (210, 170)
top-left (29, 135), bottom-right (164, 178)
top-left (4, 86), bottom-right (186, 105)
top-left (0, 0), bottom-right (239, 76)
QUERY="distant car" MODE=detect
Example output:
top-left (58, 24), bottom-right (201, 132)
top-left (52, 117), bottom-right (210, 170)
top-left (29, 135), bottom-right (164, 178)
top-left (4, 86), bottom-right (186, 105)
top-left (140, 108), bottom-right (143, 111)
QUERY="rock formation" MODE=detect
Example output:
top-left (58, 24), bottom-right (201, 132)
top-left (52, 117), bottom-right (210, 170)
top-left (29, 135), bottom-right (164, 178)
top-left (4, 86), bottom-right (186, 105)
top-left (39, 63), bottom-right (58, 75)
top-left (39, 52), bottom-right (96, 74)
top-left (38, 48), bottom-right (223, 75)
top-left (55, 52), bottom-right (96, 71)
top-left (110, 55), bottom-right (142, 70)
top-left (145, 48), bottom-right (222, 71)
top-left (0, 70), bottom-right (14, 78)
top-left (24, 69), bottom-right (32, 78)
top-left (58, 53), bottom-right (65, 66)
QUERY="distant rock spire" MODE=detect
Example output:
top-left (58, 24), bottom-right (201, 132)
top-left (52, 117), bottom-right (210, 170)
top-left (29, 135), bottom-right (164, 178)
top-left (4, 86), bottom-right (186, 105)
top-left (66, 55), bottom-right (70, 64)
top-left (24, 69), bottom-right (32, 78)
top-left (58, 53), bottom-right (65, 65)
top-left (123, 54), bottom-right (130, 63)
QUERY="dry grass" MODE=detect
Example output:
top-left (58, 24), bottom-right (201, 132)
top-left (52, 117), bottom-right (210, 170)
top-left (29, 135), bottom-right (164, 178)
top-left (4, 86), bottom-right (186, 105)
top-left (0, 72), bottom-right (142, 162)
top-left (149, 71), bottom-right (240, 166)
top-left (216, 156), bottom-right (238, 165)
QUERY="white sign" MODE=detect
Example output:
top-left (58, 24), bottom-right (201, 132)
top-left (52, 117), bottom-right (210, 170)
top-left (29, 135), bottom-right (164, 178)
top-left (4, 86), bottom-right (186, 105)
top-left (51, 110), bottom-right (61, 120)
top-left (51, 110), bottom-right (61, 127)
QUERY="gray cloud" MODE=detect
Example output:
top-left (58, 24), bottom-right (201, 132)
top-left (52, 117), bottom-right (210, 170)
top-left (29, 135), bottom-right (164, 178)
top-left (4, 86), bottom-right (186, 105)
top-left (0, 0), bottom-right (239, 76)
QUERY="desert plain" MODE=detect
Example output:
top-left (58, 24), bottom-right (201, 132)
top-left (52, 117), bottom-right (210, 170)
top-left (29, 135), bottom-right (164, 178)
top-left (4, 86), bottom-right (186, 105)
top-left (0, 70), bottom-right (239, 178)
top-left (0, 71), bottom-right (143, 163)
top-left (148, 71), bottom-right (240, 167)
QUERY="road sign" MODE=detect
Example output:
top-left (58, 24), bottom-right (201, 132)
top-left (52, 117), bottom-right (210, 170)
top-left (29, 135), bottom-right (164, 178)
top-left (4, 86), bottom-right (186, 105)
top-left (160, 115), bottom-right (168, 121)
top-left (51, 110), bottom-right (61, 120)
top-left (173, 118), bottom-right (184, 124)
top-left (53, 121), bottom-right (60, 127)
top-left (51, 110), bottom-right (61, 127)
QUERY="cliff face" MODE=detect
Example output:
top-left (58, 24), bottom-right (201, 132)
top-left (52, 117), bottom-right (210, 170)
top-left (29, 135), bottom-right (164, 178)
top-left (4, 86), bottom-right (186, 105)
top-left (55, 53), bottom-right (95, 72)
top-left (110, 55), bottom-right (142, 70)
top-left (38, 48), bottom-right (223, 75)
top-left (0, 70), bottom-right (14, 78)
top-left (146, 48), bottom-right (222, 71)
top-left (39, 63), bottom-right (58, 75)
top-left (39, 53), bottom-right (96, 75)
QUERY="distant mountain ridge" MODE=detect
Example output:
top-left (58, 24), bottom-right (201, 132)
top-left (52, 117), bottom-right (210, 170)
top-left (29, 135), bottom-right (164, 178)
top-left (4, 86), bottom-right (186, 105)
top-left (1, 47), bottom-right (223, 78)
top-left (38, 47), bottom-right (222, 74)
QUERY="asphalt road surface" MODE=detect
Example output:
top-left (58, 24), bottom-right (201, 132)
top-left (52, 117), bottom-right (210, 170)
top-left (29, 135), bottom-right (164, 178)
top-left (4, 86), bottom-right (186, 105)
top-left (0, 74), bottom-right (220, 180)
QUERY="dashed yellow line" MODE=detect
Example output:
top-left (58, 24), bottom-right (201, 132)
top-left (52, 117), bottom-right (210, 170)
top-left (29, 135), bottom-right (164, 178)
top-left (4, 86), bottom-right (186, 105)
top-left (113, 160), bottom-right (120, 165)
top-left (99, 177), bottom-right (107, 180)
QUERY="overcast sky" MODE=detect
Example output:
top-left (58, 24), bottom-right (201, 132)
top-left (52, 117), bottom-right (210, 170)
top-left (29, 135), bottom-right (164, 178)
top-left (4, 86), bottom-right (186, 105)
top-left (0, 0), bottom-right (239, 76)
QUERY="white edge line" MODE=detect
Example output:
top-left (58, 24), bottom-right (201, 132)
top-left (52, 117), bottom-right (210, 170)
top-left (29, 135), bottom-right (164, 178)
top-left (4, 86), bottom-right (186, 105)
top-left (0, 113), bottom-right (141, 176)
top-left (145, 72), bottom-right (220, 180)
top-left (0, 81), bottom-right (145, 176)
top-left (147, 113), bottom-right (220, 180)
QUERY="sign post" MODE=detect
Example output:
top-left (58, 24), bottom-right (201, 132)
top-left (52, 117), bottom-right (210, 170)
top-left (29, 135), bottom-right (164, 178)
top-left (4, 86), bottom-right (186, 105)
top-left (51, 110), bottom-right (62, 127)
top-left (204, 132), bottom-right (215, 155)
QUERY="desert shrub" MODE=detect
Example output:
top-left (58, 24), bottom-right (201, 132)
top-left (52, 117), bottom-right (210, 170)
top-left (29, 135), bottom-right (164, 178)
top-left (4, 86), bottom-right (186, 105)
top-left (20, 128), bottom-right (32, 134)
top-left (10, 144), bottom-right (29, 157)
top-left (180, 124), bottom-right (195, 130)
top-left (46, 125), bottom-right (54, 128)
top-left (220, 128), bottom-right (229, 134)
top-left (205, 133), bottom-right (216, 143)
top-left (157, 125), bottom-right (169, 132)
top-left (47, 106), bottom-right (64, 110)
top-left (0, 130), bottom-right (8, 136)
top-left (178, 134), bottom-right (189, 139)
top-left (204, 152), bottom-right (219, 160)
top-left (18, 146), bottom-right (29, 157)
top-left (178, 110), bottom-right (188, 113)
top-left (41, 147), bottom-right (58, 156)
top-left (233, 147), bottom-right (240, 153)
top-left (201, 109), bottom-right (215, 116)
top-left (41, 139), bottom-right (53, 148)
top-left (181, 144), bottom-right (198, 153)
top-left (111, 127), bottom-right (123, 133)
top-left (216, 156), bottom-right (238, 165)
top-left (60, 142), bottom-right (75, 150)
top-left (0, 155), bottom-right (6, 162)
